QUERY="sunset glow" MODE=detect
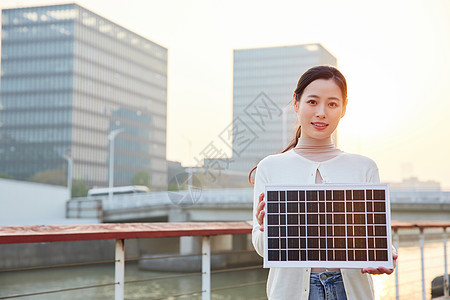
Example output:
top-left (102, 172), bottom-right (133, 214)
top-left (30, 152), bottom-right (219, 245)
top-left (2, 0), bottom-right (449, 188)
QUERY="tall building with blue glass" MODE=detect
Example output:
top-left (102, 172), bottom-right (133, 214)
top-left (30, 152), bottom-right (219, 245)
top-left (0, 4), bottom-right (168, 190)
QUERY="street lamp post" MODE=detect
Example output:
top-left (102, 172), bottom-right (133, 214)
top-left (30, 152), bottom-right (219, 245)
top-left (108, 128), bottom-right (124, 202)
top-left (62, 153), bottom-right (73, 199)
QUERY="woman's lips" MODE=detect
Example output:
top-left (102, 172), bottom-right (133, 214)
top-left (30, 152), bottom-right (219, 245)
top-left (311, 122), bottom-right (328, 130)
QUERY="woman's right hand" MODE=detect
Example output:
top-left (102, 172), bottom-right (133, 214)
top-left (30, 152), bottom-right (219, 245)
top-left (256, 192), bottom-right (265, 232)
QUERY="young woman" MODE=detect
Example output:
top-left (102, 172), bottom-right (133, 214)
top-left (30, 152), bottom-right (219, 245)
top-left (250, 66), bottom-right (397, 300)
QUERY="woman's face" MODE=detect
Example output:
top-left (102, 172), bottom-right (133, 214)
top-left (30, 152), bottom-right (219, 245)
top-left (293, 78), bottom-right (346, 140)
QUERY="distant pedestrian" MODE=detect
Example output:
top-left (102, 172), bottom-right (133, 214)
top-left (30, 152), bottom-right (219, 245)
top-left (250, 65), bottom-right (398, 300)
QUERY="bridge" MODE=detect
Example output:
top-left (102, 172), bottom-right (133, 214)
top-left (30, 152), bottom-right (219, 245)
top-left (65, 187), bottom-right (450, 275)
top-left (66, 187), bottom-right (450, 223)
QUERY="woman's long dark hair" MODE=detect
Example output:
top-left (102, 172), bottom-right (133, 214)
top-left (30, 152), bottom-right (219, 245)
top-left (248, 65), bottom-right (348, 184)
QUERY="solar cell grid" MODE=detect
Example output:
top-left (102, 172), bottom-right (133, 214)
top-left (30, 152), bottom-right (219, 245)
top-left (264, 184), bottom-right (392, 269)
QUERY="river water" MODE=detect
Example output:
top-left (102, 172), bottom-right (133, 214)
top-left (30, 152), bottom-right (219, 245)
top-left (1, 238), bottom-right (448, 299)
top-left (0, 263), bottom-right (268, 299)
top-left (373, 239), bottom-right (449, 300)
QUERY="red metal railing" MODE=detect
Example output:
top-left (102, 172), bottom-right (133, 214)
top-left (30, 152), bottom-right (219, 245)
top-left (0, 222), bottom-right (252, 300)
top-left (1, 221), bottom-right (450, 300)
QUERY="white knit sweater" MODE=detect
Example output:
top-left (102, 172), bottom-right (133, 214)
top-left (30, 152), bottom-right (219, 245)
top-left (252, 149), bottom-right (380, 300)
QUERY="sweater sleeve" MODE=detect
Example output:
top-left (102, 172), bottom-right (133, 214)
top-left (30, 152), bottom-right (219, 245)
top-left (252, 161), bottom-right (268, 257)
top-left (367, 161), bottom-right (380, 184)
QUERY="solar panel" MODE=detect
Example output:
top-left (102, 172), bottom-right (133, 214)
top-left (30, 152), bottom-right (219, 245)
top-left (264, 184), bottom-right (393, 269)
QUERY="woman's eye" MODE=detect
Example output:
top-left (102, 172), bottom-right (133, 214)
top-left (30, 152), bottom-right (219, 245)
top-left (307, 100), bottom-right (317, 105)
top-left (329, 102), bottom-right (338, 107)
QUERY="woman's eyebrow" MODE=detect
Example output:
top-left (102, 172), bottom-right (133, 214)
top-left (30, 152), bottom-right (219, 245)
top-left (306, 94), bottom-right (341, 101)
top-left (328, 97), bottom-right (342, 101)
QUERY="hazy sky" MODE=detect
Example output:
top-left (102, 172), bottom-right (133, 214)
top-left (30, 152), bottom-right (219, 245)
top-left (2, 0), bottom-right (450, 188)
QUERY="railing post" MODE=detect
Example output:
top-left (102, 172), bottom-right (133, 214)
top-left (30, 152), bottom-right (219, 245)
top-left (444, 227), bottom-right (449, 298)
top-left (420, 228), bottom-right (426, 300)
top-left (202, 236), bottom-right (211, 300)
top-left (115, 239), bottom-right (125, 300)
top-left (393, 228), bottom-right (400, 300)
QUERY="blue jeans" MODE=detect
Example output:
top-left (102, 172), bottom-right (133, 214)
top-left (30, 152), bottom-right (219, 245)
top-left (309, 271), bottom-right (347, 300)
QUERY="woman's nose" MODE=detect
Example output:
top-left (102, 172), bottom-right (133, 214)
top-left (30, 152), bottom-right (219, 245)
top-left (315, 105), bottom-right (326, 118)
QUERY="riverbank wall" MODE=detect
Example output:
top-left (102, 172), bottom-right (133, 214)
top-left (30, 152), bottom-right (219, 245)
top-left (0, 234), bottom-right (259, 271)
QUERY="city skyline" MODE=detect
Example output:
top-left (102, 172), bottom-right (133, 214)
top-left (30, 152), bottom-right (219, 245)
top-left (0, 3), bottom-right (168, 189)
top-left (1, 0), bottom-right (450, 188)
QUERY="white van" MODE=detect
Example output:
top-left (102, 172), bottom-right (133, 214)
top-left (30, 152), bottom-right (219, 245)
top-left (87, 185), bottom-right (150, 197)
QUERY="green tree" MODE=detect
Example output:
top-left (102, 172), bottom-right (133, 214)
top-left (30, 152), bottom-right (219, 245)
top-left (132, 171), bottom-right (151, 189)
top-left (0, 173), bottom-right (14, 179)
top-left (72, 179), bottom-right (89, 197)
top-left (168, 183), bottom-right (180, 191)
top-left (29, 169), bottom-right (66, 186)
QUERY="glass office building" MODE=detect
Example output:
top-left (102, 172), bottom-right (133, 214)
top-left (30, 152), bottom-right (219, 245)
top-left (230, 44), bottom-right (337, 172)
top-left (0, 4), bottom-right (168, 190)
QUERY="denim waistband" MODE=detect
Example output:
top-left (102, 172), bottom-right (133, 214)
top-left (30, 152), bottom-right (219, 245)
top-left (309, 271), bottom-right (347, 300)
top-left (310, 271), bottom-right (342, 282)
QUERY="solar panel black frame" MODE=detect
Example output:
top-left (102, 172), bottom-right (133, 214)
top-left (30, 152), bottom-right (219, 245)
top-left (264, 183), bottom-right (393, 269)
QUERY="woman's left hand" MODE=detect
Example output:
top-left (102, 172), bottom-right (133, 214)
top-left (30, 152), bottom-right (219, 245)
top-left (361, 248), bottom-right (398, 275)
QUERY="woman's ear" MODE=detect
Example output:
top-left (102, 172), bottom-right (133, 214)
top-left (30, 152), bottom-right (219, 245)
top-left (340, 100), bottom-right (347, 118)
